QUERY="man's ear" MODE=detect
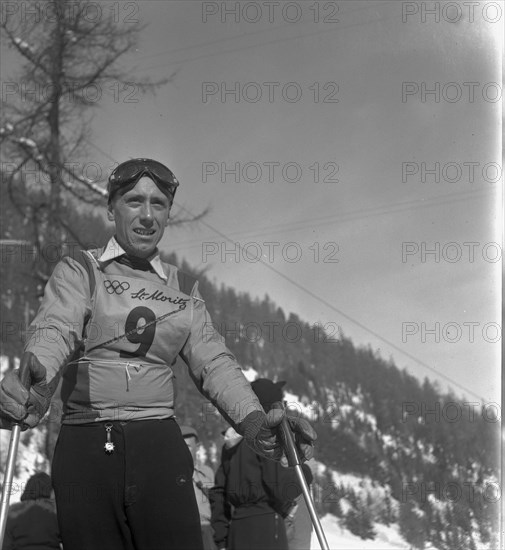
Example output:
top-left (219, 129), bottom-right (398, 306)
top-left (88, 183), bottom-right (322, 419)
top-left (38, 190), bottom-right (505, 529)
top-left (107, 203), bottom-right (114, 222)
top-left (165, 203), bottom-right (173, 225)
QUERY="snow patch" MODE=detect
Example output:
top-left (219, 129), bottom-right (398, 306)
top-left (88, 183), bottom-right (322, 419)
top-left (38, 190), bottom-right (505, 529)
top-left (310, 515), bottom-right (409, 549)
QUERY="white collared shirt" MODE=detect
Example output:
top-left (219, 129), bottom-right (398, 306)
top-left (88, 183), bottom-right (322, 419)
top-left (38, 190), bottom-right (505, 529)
top-left (97, 237), bottom-right (168, 281)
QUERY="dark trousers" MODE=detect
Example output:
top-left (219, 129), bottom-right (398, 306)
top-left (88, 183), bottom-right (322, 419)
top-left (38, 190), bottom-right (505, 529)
top-left (228, 512), bottom-right (288, 550)
top-left (52, 418), bottom-right (204, 550)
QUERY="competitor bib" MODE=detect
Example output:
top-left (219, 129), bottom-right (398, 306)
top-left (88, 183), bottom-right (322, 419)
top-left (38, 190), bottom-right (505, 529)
top-left (62, 266), bottom-right (193, 422)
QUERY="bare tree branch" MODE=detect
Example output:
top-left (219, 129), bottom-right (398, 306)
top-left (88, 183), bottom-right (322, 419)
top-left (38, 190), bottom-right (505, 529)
top-left (0, 0), bottom-right (178, 283)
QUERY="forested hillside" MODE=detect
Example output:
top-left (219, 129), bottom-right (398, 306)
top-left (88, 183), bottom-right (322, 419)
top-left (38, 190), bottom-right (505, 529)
top-left (166, 254), bottom-right (500, 550)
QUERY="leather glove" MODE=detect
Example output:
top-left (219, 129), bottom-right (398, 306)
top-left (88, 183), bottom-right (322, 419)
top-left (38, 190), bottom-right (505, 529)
top-left (240, 403), bottom-right (317, 464)
top-left (285, 408), bottom-right (317, 463)
top-left (0, 352), bottom-right (52, 430)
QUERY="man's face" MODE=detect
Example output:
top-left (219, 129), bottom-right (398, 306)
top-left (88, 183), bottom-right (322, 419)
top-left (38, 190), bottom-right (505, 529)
top-left (107, 177), bottom-right (171, 258)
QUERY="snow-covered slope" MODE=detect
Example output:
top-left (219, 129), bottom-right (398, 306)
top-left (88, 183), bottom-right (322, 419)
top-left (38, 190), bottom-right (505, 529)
top-left (311, 516), bottom-right (410, 550)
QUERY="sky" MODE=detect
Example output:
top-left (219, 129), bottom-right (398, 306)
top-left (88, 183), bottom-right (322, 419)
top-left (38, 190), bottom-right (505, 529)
top-left (1, 0), bottom-right (502, 404)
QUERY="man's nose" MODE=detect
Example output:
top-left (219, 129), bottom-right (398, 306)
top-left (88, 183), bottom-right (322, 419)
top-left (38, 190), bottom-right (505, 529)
top-left (140, 203), bottom-right (154, 224)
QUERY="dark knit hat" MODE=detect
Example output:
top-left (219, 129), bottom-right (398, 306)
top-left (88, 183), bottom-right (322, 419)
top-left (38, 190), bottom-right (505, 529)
top-left (251, 378), bottom-right (286, 413)
top-left (21, 472), bottom-right (52, 501)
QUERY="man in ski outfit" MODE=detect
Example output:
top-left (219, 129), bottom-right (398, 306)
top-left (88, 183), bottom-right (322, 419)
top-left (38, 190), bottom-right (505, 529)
top-left (0, 158), bottom-right (316, 550)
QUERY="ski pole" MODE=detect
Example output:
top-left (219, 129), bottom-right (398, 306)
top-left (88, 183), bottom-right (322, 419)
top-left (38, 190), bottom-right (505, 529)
top-left (277, 410), bottom-right (330, 550)
top-left (0, 360), bottom-right (31, 547)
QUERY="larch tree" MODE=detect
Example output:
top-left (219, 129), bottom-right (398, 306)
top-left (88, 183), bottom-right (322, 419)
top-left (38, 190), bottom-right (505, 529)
top-left (1, 0), bottom-right (172, 284)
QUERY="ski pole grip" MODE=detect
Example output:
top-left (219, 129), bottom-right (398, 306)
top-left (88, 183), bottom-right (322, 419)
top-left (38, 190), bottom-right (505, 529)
top-left (274, 403), bottom-right (300, 467)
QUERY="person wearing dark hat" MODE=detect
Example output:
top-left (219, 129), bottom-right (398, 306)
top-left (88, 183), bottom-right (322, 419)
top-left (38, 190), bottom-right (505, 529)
top-left (0, 160), bottom-right (317, 550)
top-left (180, 425), bottom-right (218, 550)
top-left (249, 379), bottom-right (317, 550)
top-left (250, 378), bottom-right (286, 411)
top-left (2, 472), bottom-right (61, 550)
top-left (209, 378), bottom-right (314, 550)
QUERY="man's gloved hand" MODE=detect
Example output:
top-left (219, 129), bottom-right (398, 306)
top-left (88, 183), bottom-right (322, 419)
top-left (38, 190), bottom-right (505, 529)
top-left (0, 352), bottom-right (52, 430)
top-left (285, 407), bottom-right (317, 463)
top-left (240, 403), bottom-right (317, 464)
top-left (242, 407), bottom-right (285, 461)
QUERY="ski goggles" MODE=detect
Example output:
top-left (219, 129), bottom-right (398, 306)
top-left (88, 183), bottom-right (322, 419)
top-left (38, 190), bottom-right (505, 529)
top-left (108, 158), bottom-right (179, 204)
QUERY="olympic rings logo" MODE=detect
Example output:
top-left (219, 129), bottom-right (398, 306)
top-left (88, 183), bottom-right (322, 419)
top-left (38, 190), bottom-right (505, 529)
top-left (104, 280), bottom-right (131, 295)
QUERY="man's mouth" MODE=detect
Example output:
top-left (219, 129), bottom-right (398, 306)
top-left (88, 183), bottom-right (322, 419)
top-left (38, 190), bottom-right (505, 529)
top-left (133, 228), bottom-right (155, 236)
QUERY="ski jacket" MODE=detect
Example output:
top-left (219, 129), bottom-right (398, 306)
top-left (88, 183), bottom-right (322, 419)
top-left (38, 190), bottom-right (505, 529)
top-left (24, 238), bottom-right (262, 425)
top-left (209, 439), bottom-right (313, 549)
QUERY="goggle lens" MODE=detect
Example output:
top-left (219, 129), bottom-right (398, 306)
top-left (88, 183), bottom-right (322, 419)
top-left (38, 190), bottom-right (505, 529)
top-left (108, 158), bottom-right (179, 201)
